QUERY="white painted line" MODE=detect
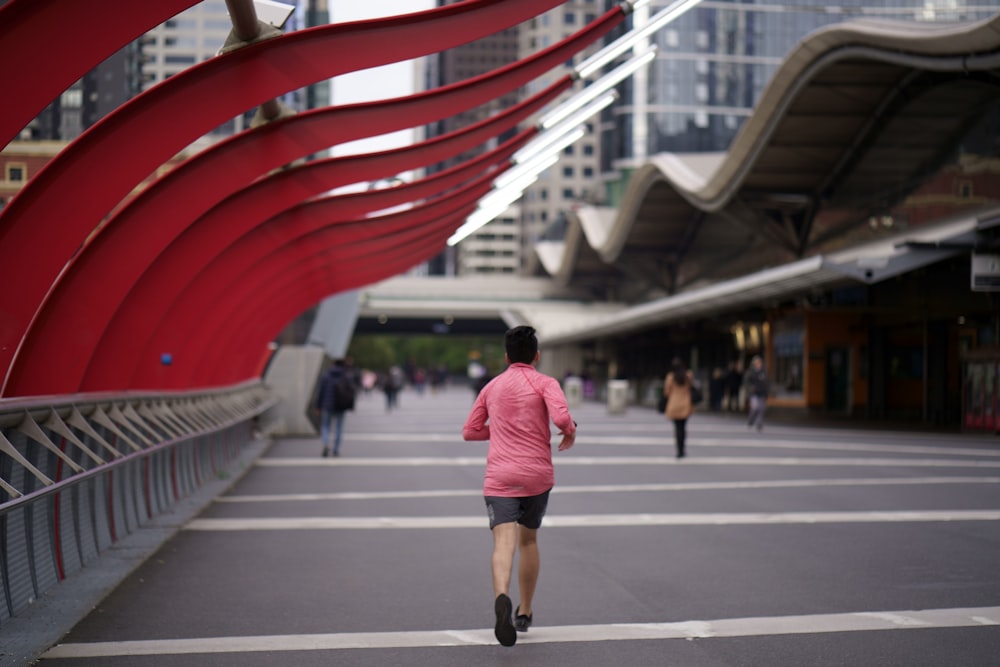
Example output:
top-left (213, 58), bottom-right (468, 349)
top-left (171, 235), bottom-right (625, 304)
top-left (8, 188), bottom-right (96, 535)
top-left (184, 510), bottom-right (1000, 532)
top-left (335, 433), bottom-right (1000, 457)
top-left (217, 476), bottom-right (1000, 503)
top-left (256, 456), bottom-right (1000, 469)
top-left (42, 605), bottom-right (1000, 658)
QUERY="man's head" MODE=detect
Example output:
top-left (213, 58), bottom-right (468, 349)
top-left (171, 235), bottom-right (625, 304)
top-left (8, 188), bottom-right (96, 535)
top-left (751, 355), bottom-right (763, 369)
top-left (505, 326), bottom-right (539, 365)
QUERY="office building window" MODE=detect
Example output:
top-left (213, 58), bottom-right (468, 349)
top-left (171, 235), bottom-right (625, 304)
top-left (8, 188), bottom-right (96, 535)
top-left (7, 164), bottom-right (26, 182)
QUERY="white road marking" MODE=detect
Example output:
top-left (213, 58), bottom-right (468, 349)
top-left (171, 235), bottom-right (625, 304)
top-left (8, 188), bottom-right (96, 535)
top-left (217, 476), bottom-right (1000, 503)
top-left (42, 606), bottom-right (1000, 658)
top-left (184, 510), bottom-right (1000, 531)
top-left (337, 432), bottom-right (1000, 457)
top-left (256, 455), bottom-right (1000, 468)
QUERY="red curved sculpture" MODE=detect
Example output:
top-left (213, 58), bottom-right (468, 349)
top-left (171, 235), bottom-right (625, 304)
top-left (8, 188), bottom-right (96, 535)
top-left (199, 229), bottom-right (462, 386)
top-left (0, 0), bottom-right (576, 394)
top-left (5, 7), bottom-right (623, 396)
top-left (129, 133), bottom-right (534, 388)
top-left (81, 89), bottom-right (560, 391)
top-left (0, 0), bottom-right (198, 146)
top-left (176, 179), bottom-right (494, 386)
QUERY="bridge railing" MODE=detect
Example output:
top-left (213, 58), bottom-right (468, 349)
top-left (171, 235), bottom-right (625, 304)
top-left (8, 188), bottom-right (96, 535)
top-left (0, 381), bottom-right (276, 626)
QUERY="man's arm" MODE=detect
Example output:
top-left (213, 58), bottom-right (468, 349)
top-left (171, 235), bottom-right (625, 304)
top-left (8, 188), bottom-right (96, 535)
top-left (543, 378), bottom-right (576, 451)
top-left (462, 395), bottom-right (490, 441)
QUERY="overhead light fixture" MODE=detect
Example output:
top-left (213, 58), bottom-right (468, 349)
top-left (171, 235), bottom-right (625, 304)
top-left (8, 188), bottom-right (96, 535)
top-left (515, 93), bottom-right (616, 164)
top-left (448, 2), bottom-right (682, 249)
top-left (488, 155), bottom-right (558, 203)
top-left (541, 47), bottom-right (656, 129)
top-left (498, 130), bottom-right (583, 190)
top-left (577, 0), bottom-right (703, 79)
top-left (449, 168), bottom-right (550, 246)
top-left (448, 140), bottom-right (569, 247)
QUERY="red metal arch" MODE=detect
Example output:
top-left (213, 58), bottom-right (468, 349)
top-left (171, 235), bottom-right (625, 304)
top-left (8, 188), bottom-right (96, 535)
top-left (128, 134), bottom-right (533, 389)
top-left (3, 5), bottom-right (625, 397)
top-left (0, 0), bottom-right (198, 147)
top-left (196, 225), bottom-right (463, 386)
top-left (0, 0), bottom-right (575, 393)
top-left (83, 88), bottom-right (560, 391)
top-left (170, 171), bottom-right (496, 385)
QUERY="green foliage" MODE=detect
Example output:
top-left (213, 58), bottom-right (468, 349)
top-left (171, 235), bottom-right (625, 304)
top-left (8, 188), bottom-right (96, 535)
top-left (347, 334), bottom-right (505, 375)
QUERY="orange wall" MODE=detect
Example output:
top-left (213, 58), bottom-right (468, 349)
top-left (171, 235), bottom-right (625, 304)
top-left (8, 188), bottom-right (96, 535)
top-left (803, 311), bottom-right (868, 410)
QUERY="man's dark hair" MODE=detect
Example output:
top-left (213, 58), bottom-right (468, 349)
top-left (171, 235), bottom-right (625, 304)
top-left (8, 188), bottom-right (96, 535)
top-left (505, 326), bottom-right (538, 364)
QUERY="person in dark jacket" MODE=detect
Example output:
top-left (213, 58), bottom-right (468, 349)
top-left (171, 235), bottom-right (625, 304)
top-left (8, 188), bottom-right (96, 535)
top-left (744, 355), bottom-right (769, 432)
top-left (315, 359), bottom-right (354, 457)
top-left (725, 361), bottom-right (743, 412)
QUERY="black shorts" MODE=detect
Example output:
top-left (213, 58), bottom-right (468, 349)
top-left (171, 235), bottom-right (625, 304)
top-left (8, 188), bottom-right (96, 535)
top-left (484, 489), bottom-right (551, 530)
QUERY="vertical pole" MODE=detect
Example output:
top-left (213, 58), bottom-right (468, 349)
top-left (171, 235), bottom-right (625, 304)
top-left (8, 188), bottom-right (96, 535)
top-left (224, 0), bottom-right (283, 120)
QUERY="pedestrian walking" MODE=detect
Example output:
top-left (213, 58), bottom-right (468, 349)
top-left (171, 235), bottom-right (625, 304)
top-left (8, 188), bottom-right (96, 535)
top-left (745, 355), bottom-right (769, 432)
top-left (382, 366), bottom-right (403, 412)
top-left (461, 326), bottom-right (577, 647)
top-left (663, 357), bottom-right (695, 458)
top-left (725, 361), bottom-right (743, 412)
top-left (314, 359), bottom-right (355, 457)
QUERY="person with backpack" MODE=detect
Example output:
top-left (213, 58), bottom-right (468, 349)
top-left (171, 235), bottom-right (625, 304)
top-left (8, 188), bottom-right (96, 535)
top-left (315, 358), bottom-right (356, 457)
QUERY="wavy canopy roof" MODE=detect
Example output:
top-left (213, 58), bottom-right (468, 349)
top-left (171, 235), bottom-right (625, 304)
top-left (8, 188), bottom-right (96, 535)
top-left (533, 13), bottom-right (1000, 301)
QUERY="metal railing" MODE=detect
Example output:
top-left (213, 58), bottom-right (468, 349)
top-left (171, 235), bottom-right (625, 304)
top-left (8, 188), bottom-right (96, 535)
top-left (0, 381), bottom-right (276, 625)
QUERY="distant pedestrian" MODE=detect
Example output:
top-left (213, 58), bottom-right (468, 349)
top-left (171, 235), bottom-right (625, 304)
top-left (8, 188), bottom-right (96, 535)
top-left (461, 326), bottom-right (577, 647)
top-left (663, 357), bottom-right (695, 458)
top-left (745, 355), bottom-right (769, 432)
top-left (709, 367), bottom-right (725, 411)
top-left (383, 366), bottom-right (404, 412)
top-left (725, 361), bottom-right (743, 412)
top-left (314, 359), bottom-right (355, 457)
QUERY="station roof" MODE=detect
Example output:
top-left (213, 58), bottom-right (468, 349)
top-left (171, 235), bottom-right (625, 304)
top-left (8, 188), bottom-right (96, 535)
top-left (531, 12), bottom-right (1000, 304)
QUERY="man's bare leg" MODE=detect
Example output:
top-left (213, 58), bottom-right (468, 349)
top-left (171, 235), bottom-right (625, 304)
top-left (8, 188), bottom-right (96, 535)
top-left (517, 526), bottom-right (539, 617)
top-left (491, 522), bottom-right (518, 596)
top-left (491, 522), bottom-right (519, 646)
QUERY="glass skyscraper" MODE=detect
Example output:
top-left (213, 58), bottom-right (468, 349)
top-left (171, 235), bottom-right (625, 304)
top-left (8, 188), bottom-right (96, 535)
top-left (606, 0), bottom-right (997, 171)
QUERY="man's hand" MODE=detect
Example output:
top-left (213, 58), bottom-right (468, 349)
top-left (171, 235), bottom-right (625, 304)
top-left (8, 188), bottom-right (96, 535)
top-left (557, 430), bottom-right (575, 451)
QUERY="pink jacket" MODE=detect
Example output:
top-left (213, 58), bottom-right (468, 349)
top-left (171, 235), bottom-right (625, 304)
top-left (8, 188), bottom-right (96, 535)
top-left (462, 363), bottom-right (576, 497)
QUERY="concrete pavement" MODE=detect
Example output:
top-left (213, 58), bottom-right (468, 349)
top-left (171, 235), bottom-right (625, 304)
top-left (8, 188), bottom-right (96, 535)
top-left (17, 384), bottom-right (1000, 665)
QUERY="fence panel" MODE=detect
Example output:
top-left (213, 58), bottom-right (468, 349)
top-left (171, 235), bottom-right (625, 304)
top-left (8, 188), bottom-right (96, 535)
top-left (0, 382), bottom-right (275, 627)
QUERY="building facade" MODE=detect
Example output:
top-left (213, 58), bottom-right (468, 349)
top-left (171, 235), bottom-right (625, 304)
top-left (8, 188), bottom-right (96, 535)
top-left (608, 0), bottom-right (996, 166)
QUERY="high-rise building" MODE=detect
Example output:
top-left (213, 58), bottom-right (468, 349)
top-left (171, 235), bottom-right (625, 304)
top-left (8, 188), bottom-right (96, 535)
top-left (607, 0), bottom-right (997, 170)
top-left (422, 1), bottom-right (607, 275)
top-left (456, 205), bottom-right (522, 274)
top-left (518, 1), bottom-right (607, 268)
top-left (18, 43), bottom-right (143, 142)
top-left (422, 0), bottom-right (522, 276)
top-left (18, 1), bottom-right (311, 144)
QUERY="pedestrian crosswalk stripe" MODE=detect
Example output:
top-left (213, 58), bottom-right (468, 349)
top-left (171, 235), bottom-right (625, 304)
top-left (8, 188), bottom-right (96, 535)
top-left (256, 455), bottom-right (1000, 468)
top-left (217, 476), bottom-right (1000, 503)
top-left (316, 432), bottom-right (1000, 458)
top-left (42, 605), bottom-right (1000, 658)
top-left (184, 509), bottom-right (1000, 531)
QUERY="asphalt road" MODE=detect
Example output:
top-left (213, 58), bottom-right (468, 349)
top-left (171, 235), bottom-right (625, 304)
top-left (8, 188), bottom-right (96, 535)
top-left (30, 384), bottom-right (1000, 666)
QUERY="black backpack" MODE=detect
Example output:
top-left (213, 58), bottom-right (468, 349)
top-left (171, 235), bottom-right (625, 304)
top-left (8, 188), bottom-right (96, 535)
top-left (333, 374), bottom-right (356, 411)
